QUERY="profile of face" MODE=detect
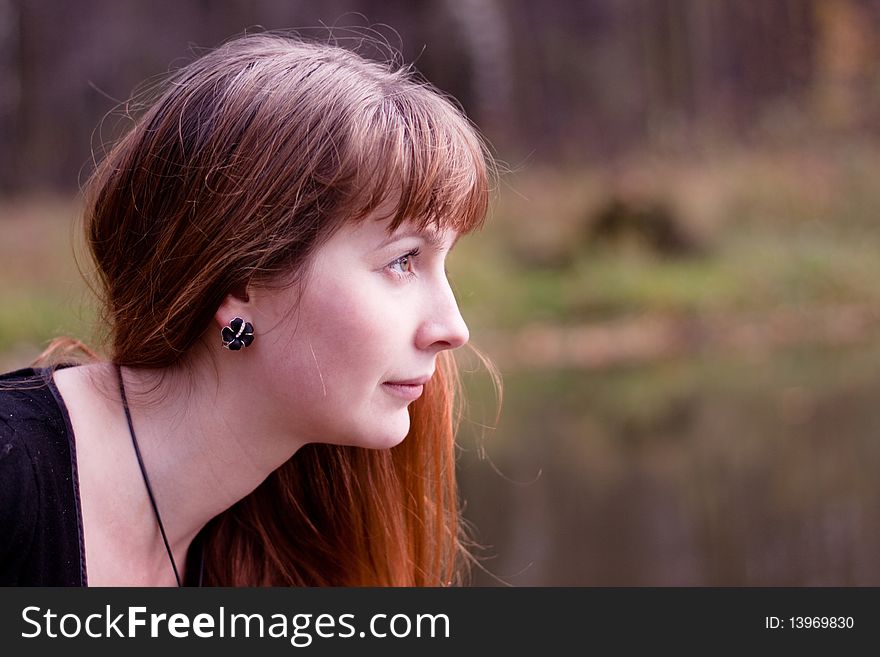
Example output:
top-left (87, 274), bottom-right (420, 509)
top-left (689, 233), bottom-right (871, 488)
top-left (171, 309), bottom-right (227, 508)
top-left (237, 214), bottom-right (469, 450)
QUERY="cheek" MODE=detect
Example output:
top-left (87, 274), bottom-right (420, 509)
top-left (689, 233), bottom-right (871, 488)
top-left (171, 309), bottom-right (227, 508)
top-left (256, 263), bottom-right (420, 446)
top-left (294, 278), bottom-right (395, 388)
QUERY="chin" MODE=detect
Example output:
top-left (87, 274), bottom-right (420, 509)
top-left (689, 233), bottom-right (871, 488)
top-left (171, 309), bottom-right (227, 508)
top-left (322, 414), bottom-right (410, 449)
top-left (371, 429), bottom-right (410, 450)
top-left (362, 415), bottom-right (411, 450)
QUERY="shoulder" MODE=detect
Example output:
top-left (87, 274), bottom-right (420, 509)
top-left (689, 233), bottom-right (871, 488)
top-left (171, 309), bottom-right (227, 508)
top-left (0, 363), bottom-right (88, 585)
top-left (0, 365), bottom-right (59, 464)
top-left (0, 364), bottom-right (76, 441)
top-left (0, 367), bottom-right (54, 521)
top-left (0, 422), bottom-right (39, 507)
top-left (0, 365), bottom-right (73, 582)
top-left (0, 406), bottom-right (40, 576)
top-left (0, 366), bottom-right (61, 428)
top-left (0, 364), bottom-right (77, 488)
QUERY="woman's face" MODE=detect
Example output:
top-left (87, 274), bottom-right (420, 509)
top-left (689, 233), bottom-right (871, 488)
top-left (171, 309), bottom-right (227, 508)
top-left (250, 216), bottom-right (469, 449)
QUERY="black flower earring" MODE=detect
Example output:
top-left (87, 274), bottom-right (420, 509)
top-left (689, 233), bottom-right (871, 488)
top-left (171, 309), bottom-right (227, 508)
top-left (221, 317), bottom-right (254, 351)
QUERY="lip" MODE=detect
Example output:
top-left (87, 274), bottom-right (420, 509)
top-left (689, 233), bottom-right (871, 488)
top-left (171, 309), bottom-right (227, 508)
top-left (382, 382), bottom-right (425, 401)
top-left (386, 374), bottom-right (432, 386)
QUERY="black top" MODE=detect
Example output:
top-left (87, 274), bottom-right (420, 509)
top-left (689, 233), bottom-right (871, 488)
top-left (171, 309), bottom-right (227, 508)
top-left (0, 364), bottom-right (86, 585)
top-left (0, 364), bottom-right (203, 586)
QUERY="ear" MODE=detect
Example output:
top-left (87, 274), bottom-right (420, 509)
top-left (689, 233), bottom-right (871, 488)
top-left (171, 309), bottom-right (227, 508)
top-left (213, 280), bottom-right (252, 330)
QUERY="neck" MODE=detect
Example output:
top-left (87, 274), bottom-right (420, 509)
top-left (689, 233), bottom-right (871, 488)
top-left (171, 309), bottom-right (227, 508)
top-left (108, 347), bottom-right (306, 565)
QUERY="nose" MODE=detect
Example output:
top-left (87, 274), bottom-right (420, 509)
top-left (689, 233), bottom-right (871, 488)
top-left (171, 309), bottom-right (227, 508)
top-left (415, 277), bottom-right (470, 352)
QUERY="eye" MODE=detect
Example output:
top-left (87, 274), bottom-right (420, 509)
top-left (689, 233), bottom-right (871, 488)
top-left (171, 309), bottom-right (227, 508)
top-left (388, 248), bottom-right (420, 279)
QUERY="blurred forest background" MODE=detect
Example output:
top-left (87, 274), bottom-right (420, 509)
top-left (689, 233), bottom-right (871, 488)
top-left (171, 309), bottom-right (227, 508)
top-left (3, 0), bottom-right (880, 585)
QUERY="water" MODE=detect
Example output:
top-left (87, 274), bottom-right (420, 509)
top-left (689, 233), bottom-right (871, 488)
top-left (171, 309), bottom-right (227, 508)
top-left (457, 340), bottom-right (880, 585)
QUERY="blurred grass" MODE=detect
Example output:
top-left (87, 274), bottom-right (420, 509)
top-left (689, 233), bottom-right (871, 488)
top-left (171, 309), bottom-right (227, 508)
top-left (0, 197), bottom-right (96, 368)
top-left (450, 143), bottom-right (880, 331)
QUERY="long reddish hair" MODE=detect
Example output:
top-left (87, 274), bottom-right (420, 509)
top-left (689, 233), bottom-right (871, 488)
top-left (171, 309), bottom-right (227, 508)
top-left (36, 33), bottom-right (495, 586)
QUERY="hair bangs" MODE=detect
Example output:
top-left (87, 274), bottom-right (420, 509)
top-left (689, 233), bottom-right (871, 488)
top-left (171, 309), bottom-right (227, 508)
top-left (352, 89), bottom-right (493, 238)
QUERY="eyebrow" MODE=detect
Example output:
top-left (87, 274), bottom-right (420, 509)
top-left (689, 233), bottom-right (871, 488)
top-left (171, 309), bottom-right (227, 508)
top-left (377, 228), bottom-right (461, 252)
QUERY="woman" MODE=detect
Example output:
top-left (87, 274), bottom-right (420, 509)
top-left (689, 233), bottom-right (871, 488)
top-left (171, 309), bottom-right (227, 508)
top-left (0, 32), bottom-right (495, 586)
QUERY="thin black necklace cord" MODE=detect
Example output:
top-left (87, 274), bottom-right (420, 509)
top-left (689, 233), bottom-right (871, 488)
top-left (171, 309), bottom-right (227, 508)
top-left (116, 364), bottom-right (182, 587)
